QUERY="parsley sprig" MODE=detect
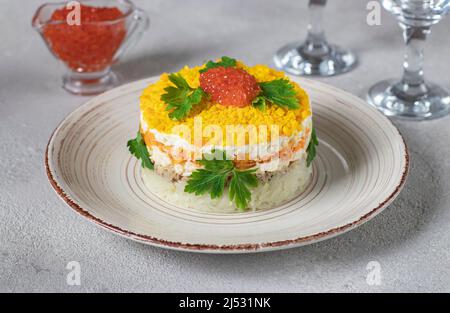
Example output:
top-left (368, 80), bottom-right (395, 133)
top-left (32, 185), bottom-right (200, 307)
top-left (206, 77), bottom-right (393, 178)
top-left (306, 127), bottom-right (319, 167)
top-left (127, 132), bottom-right (154, 170)
top-left (161, 74), bottom-right (206, 120)
top-left (252, 79), bottom-right (300, 111)
top-left (184, 151), bottom-right (258, 210)
top-left (199, 56), bottom-right (237, 73)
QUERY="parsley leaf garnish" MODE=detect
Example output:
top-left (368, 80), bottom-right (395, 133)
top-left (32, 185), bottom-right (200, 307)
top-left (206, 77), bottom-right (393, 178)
top-left (251, 96), bottom-right (266, 111)
top-left (229, 168), bottom-right (258, 210)
top-left (127, 132), bottom-right (154, 170)
top-left (199, 56), bottom-right (237, 73)
top-left (306, 127), bottom-right (319, 167)
top-left (161, 73), bottom-right (206, 120)
top-left (184, 150), bottom-right (258, 210)
top-left (253, 79), bottom-right (300, 110)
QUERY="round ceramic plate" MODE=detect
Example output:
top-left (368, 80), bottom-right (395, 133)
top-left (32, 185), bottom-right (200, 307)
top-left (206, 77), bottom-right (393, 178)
top-left (46, 76), bottom-right (409, 253)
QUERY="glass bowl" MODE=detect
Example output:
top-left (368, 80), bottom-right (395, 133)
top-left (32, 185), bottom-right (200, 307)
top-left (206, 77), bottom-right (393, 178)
top-left (32, 0), bottom-right (149, 95)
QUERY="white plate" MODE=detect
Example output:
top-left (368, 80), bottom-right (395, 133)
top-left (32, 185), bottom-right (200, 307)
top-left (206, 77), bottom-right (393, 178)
top-left (45, 76), bottom-right (409, 253)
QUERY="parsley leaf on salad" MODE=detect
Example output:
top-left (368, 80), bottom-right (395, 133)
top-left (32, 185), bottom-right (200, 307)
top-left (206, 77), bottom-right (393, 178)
top-left (251, 96), bottom-right (266, 111)
top-left (199, 56), bottom-right (237, 73)
top-left (229, 168), bottom-right (258, 210)
top-left (184, 150), bottom-right (258, 210)
top-left (161, 73), bottom-right (206, 120)
top-left (306, 127), bottom-right (319, 167)
top-left (253, 79), bottom-right (300, 110)
top-left (127, 132), bottom-right (154, 170)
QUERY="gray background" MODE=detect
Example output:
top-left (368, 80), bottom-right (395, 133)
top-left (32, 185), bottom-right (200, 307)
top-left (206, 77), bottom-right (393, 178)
top-left (1, 0), bottom-right (450, 292)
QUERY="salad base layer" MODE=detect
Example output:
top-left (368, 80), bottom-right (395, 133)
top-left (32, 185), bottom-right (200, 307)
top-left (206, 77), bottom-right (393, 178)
top-left (141, 154), bottom-right (312, 213)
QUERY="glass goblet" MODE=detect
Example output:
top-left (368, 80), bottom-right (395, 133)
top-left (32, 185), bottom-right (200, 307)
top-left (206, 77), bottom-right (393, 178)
top-left (274, 0), bottom-right (357, 77)
top-left (367, 0), bottom-right (450, 120)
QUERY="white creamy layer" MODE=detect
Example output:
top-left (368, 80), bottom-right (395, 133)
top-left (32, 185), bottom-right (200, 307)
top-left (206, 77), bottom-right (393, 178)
top-left (140, 113), bottom-right (312, 176)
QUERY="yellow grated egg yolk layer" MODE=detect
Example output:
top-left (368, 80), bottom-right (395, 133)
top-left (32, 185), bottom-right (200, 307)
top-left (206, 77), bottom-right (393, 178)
top-left (140, 62), bottom-right (312, 143)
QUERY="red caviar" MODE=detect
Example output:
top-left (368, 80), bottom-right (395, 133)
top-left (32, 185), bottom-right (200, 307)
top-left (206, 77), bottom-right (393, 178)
top-left (200, 67), bottom-right (261, 108)
top-left (43, 4), bottom-right (126, 72)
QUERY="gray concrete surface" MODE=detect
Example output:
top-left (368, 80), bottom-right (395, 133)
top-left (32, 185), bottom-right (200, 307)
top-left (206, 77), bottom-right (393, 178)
top-left (1, 0), bottom-right (450, 292)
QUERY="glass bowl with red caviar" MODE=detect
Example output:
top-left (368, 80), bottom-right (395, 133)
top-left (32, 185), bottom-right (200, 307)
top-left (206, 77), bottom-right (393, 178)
top-left (32, 0), bottom-right (149, 95)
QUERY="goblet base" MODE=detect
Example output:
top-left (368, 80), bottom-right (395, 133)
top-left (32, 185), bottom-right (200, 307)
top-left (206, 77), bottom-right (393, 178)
top-left (274, 42), bottom-right (357, 77)
top-left (62, 69), bottom-right (119, 96)
top-left (368, 79), bottom-right (450, 121)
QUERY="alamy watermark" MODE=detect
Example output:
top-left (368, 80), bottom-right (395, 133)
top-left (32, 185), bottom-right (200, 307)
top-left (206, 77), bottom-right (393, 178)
top-left (66, 261), bottom-right (81, 286)
top-left (367, 1), bottom-right (382, 26)
top-left (366, 261), bottom-right (382, 286)
top-left (66, 1), bottom-right (81, 26)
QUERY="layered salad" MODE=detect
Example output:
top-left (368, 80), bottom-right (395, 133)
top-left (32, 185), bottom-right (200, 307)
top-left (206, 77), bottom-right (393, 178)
top-left (127, 57), bottom-right (318, 212)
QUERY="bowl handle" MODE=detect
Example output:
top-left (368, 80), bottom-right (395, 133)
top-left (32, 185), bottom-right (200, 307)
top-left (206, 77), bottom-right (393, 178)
top-left (114, 8), bottom-right (150, 62)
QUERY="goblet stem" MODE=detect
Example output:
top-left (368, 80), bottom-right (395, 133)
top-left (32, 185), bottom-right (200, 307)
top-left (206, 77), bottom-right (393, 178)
top-left (367, 0), bottom-right (450, 120)
top-left (367, 18), bottom-right (449, 119)
top-left (303, 0), bottom-right (329, 57)
top-left (273, 0), bottom-right (356, 76)
top-left (393, 24), bottom-right (431, 100)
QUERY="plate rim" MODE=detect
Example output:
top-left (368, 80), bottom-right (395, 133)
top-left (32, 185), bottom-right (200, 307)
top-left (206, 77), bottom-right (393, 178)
top-left (45, 76), bottom-right (410, 253)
